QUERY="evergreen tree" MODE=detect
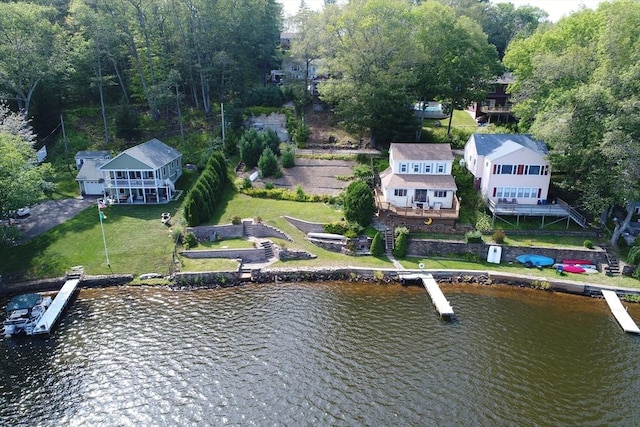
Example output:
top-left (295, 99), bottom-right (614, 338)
top-left (370, 232), bottom-right (384, 256)
top-left (258, 147), bottom-right (280, 178)
top-left (343, 179), bottom-right (375, 227)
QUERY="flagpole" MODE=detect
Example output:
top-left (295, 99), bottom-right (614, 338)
top-left (98, 202), bottom-right (110, 267)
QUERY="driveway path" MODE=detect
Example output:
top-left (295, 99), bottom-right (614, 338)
top-left (17, 196), bottom-right (99, 242)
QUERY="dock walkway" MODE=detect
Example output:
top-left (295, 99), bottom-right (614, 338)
top-left (601, 290), bottom-right (640, 334)
top-left (33, 278), bottom-right (79, 335)
top-left (401, 273), bottom-right (454, 318)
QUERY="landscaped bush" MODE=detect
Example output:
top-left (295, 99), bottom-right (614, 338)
top-left (475, 212), bottom-right (493, 232)
top-left (230, 216), bottom-right (242, 225)
top-left (183, 232), bottom-right (198, 249)
top-left (465, 230), bottom-right (484, 243)
top-left (395, 226), bottom-right (409, 237)
top-left (583, 239), bottom-right (593, 249)
top-left (241, 186), bottom-right (336, 203)
top-left (258, 147), bottom-right (280, 178)
top-left (343, 179), bottom-right (375, 227)
top-left (370, 232), bottom-right (384, 256)
top-left (281, 146), bottom-right (295, 168)
top-left (324, 221), bottom-right (350, 235)
top-left (264, 181), bottom-right (274, 190)
top-left (492, 229), bottom-right (506, 244)
top-left (182, 152), bottom-right (229, 226)
top-left (392, 231), bottom-right (408, 258)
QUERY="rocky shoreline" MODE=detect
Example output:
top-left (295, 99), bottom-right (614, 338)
top-left (3, 267), bottom-right (640, 300)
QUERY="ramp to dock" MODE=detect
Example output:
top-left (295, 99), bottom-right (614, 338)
top-left (601, 290), bottom-right (640, 334)
top-left (33, 278), bottom-right (79, 335)
top-left (401, 273), bottom-right (454, 318)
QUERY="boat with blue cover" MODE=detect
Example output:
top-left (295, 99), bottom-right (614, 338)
top-left (3, 293), bottom-right (53, 337)
top-left (516, 254), bottom-right (555, 267)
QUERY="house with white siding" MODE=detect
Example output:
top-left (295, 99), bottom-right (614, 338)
top-left (464, 133), bottom-right (550, 204)
top-left (377, 143), bottom-right (459, 221)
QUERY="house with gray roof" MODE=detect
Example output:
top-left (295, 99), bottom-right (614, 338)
top-left (377, 143), bottom-right (459, 222)
top-left (99, 139), bottom-right (182, 204)
top-left (76, 159), bottom-right (109, 195)
top-left (464, 133), bottom-right (550, 204)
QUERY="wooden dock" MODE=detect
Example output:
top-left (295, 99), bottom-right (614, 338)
top-left (601, 290), bottom-right (640, 334)
top-left (33, 278), bottom-right (80, 335)
top-left (401, 273), bottom-right (454, 318)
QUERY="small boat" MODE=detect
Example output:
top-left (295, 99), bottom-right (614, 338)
top-left (562, 259), bottom-right (591, 265)
top-left (561, 265), bottom-right (586, 274)
top-left (161, 212), bottom-right (171, 225)
top-left (516, 254), bottom-right (555, 267)
top-left (3, 293), bottom-right (53, 337)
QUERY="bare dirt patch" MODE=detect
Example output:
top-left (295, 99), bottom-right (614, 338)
top-left (305, 109), bottom-right (363, 147)
top-left (253, 157), bottom-right (356, 196)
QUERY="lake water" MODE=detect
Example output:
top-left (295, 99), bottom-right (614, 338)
top-left (1, 282), bottom-right (639, 425)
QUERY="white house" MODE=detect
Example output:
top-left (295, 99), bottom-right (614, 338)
top-left (75, 140), bottom-right (182, 203)
top-left (464, 133), bottom-right (550, 204)
top-left (76, 158), bottom-right (109, 195)
top-left (379, 143), bottom-right (457, 210)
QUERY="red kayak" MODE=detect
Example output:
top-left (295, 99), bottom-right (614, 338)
top-left (562, 265), bottom-right (586, 274)
top-left (562, 259), bottom-right (591, 265)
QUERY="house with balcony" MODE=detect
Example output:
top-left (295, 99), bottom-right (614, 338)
top-left (472, 72), bottom-right (515, 124)
top-left (463, 133), bottom-right (586, 228)
top-left (98, 139), bottom-right (182, 204)
top-left (377, 143), bottom-right (459, 223)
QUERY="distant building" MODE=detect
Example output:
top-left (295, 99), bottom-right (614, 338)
top-left (472, 73), bottom-right (515, 124)
top-left (74, 150), bottom-right (111, 169)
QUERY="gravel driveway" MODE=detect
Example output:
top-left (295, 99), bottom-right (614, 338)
top-left (16, 196), bottom-right (99, 242)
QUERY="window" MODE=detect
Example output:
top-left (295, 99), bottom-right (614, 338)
top-left (394, 189), bottom-right (407, 197)
top-left (496, 188), bottom-right (503, 197)
top-left (517, 188), bottom-right (524, 197)
top-left (523, 187), bottom-right (531, 198)
top-left (498, 165), bottom-right (513, 174)
top-left (527, 165), bottom-right (541, 175)
top-left (413, 163), bottom-right (420, 173)
top-left (434, 190), bottom-right (447, 198)
top-left (436, 163), bottom-right (445, 174)
top-left (400, 163), bottom-right (408, 173)
top-left (424, 163), bottom-right (432, 173)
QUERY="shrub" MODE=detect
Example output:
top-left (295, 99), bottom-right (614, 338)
top-left (324, 221), bottom-right (349, 235)
top-left (183, 232), bottom-right (198, 249)
top-left (627, 245), bottom-right (640, 265)
top-left (281, 146), bottom-right (295, 168)
top-left (230, 215), bottom-right (242, 225)
top-left (492, 229), bottom-right (506, 244)
top-left (241, 177), bottom-right (252, 190)
top-left (295, 185), bottom-right (306, 201)
top-left (258, 147), bottom-right (280, 178)
top-left (370, 232), bottom-right (384, 256)
top-left (392, 232), bottom-right (408, 258)
top-left (395, 226), bottom-right (409, 238)
top-left (475, 212), bottom-right (493, 232)
top-left (264, 181), bottom-right (274, 190)
top-left (465, 230), bottom-right (484, 243)
top-left (583, 239), bottom-right (593, 249)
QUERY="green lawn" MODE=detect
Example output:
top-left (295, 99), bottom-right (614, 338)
top-left (1, 202), bottom-right (181, 279)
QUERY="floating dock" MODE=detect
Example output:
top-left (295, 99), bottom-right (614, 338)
top-left (33, 278), bottom-right (79, 335)
top-left (601, 290), bottom-right (640, 334)
top-left (401, 273), bottom-right (454, 318)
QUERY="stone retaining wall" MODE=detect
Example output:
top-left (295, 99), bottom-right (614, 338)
top-left (407, 239), bottom-right (608, 266)
top-left (284, 216), bottom-right (325, 234)
top-left (186, 224), bottom-right (243, 241)
top-left (244, 220), bottom-right (294, 241)
top-left (180, 248), bottom-right (266, 262)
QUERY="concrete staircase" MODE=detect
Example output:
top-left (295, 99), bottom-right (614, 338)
top-left (260, 240), bottom-right (275, 260)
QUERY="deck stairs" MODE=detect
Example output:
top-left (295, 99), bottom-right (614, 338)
top-left (235, 161), bottom-right (245, 175)
top-left (603, 246), bottom-right (621, 276)
top-left (384, 227), bottom-right (395, 253)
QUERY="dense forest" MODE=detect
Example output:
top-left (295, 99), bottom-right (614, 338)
top-left (3, 0), bottom-right (640, 246)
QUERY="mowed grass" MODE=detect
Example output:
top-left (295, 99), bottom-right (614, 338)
top-left (1, 202), bottom-right (181, 279)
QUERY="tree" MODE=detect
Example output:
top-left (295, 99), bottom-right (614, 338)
top-left (239, 129), bottom-right (265, 169)
top-left (0, 133), bottom-right (53, 219)
top-left (0, 3), bottom-right (68, 118)
top-left (319, 0), bottom-right (417, 146)
top-left (281, 146), bottom-right (296, 168)
top-left (343, 179), bottom-right (375, 227)
top-left (504, 2), bottom-right (640, 246)
top-left (413, 2), bottom-right (503, 135)
top-left (392, 230), bottom-right (408, 258)
top-left (258, 147), bottom-right (280, 178)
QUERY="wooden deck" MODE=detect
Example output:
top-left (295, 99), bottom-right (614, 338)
top-left (375, 190), bottom-right (460, 221)
top-left (400, 273), bottom-right (454, 318)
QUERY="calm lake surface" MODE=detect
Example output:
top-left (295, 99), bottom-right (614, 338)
top-left (1, 282), bottom-right (639, 426)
